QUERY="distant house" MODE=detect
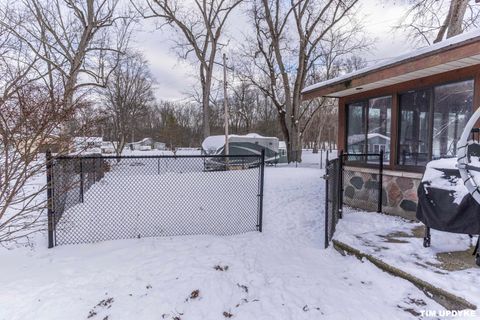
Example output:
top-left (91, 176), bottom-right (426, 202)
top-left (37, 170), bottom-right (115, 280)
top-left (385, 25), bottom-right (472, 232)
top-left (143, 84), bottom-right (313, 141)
top-left (73, 137), bottom-right (103, 153)
top-left (302, 30), bottom-right (480, 219)
top-left (348, 133), bottom-right (390, 156)
top-left (16, 133), bottom-right (65, 157)
top-left (100, 141), bottom-right (117, 154)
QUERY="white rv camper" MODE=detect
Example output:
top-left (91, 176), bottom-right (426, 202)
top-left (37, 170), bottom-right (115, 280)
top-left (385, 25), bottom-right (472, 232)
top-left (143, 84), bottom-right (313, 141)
top-left (202, 133), bottom-right (280, 165)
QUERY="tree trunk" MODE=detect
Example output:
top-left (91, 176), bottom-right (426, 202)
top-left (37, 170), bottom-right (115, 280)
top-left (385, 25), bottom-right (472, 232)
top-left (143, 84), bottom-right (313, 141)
top-left (290, 128), bottom-right (302, 162)
top-left (446, 0), bottom-right (468, 38)
top-left (315, 124), bottom-right (325, 154)
top-left (434, 7), bottom-right (451, 43)
top-left (202, 82), bottom-right (211, 139)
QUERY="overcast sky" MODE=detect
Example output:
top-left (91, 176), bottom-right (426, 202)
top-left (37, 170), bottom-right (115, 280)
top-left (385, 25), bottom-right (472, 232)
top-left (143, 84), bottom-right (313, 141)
top-left (132, 1), bottom-right (415, 101)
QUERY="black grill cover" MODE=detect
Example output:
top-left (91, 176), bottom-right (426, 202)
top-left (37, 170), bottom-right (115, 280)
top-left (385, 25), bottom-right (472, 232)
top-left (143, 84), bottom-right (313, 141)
top-left (416, 161), bottom-right (480, 234)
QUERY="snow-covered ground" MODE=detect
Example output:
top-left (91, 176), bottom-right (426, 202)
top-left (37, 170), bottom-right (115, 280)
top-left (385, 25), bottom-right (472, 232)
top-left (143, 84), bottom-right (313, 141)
top-left (0, 151), bottom-right (446, 319)
top-left (335, 211), bottom-right (480, 308)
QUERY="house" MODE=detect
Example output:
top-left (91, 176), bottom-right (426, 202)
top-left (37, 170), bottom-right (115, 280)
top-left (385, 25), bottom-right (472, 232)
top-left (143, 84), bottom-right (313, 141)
top-left (73, 137), bottom-right (103, 153)
top-left (16, 133), bottom-right (66, 158)
top-left (348, 133), bottom-right (390, 156)
top-left (100, 141), bottom-right (117, 154)
top-left (302, 29), bottom-right (480, 219)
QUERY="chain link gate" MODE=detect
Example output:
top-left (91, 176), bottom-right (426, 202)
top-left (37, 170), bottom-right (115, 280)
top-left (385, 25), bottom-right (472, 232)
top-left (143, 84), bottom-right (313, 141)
top-left (46, 151), bottom-right (265, 247)
top-left (324, 158), bottom-right (342, 248)
top-left (324, 151), bottom-right (384, 248)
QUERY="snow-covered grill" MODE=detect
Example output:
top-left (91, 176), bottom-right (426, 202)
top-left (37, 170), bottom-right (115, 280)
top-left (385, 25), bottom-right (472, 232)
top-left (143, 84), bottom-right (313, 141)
top-left (417, 158), bottom-right (480, 266)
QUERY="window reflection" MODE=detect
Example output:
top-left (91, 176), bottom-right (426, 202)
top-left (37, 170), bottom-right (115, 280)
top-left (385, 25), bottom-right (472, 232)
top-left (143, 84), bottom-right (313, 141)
top-left (432, 80), bottom-right (473, 159)
top-left (398, 89), bottom-right (431, 166)
top-left (346, 97), bottom-right (391, 162)
top-left (368, 97), bottom-right (391, 161)
top-left (347, 102), bottom-right (366, 154)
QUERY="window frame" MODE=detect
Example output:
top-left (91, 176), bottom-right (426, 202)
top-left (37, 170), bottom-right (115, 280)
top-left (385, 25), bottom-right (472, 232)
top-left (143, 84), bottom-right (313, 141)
top-left (396, 87), bottom-right (434, 167)
top-left (345, 94), bottom-right (393, 164)
top-left (345, 100), bottom-right (367, 154)
top-left (396, 77), bottom-right (474, 169)
top-left (431, 79), bottom-right (475, 160)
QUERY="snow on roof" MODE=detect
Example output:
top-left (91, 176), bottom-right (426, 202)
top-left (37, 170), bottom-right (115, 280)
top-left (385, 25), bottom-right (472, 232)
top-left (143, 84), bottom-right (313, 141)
top-left (202, 133), bottom-right (277, 151)
top-left (74, 137), bottom-right (103, 144)
top-left (130, 137), bottom-right (153, 145)
top-left (302, 29), bottom-right (480, 94)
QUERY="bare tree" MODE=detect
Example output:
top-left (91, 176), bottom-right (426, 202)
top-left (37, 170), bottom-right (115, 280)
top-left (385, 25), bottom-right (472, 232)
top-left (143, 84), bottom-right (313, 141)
top-left (134, 0), bottom-right (243, 140)
top-left (1, 0), bottom-right (133, 112)
top-left (0, 0), bottom-right (135, 244)
top-left (243, 0), bottom-right (365, 162)
top-left (397, 0), bottom-right (479, 45)
top-left (229, 80), bottom-right (257, 133)
top-left (0, 83), bottom-right (79, 243)
top-left (0, 44), bottom-right (77, 243)
top-left (302, 54), bottom-right (366, 152)
top-left (101, 52), bottom-right (155, 156)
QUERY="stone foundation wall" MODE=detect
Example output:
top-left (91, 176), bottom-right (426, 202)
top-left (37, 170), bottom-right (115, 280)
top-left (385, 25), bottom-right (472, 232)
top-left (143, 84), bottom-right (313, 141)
top-left (343, 167), bottom-right (422, 220)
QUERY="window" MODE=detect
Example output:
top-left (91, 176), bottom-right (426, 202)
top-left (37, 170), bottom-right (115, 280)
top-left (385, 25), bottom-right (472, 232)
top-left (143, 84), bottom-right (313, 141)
top-left (346, 97), bottom-right (391, 161)
top-left (346, 102), bottom-right (366, 154)
top-left (368, 96), bottom-right (391, 161)
top-left (397, 79), bottom-right (474, 166)
top-left (398, 89), bottom-right (431, 166)
top-left (345, 79), bottom-right (475, 168)
top-left (432, 80), bottom-right (473, 159)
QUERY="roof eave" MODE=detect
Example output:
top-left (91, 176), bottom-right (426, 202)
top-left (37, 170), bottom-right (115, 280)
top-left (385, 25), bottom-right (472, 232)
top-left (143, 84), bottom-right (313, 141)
top-left (302, 34), bottom-right (480, 100)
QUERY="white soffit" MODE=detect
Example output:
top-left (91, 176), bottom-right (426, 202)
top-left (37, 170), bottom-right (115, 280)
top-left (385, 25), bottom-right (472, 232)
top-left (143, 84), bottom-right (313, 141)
top-left (328, 54), bottom-right (480, 98)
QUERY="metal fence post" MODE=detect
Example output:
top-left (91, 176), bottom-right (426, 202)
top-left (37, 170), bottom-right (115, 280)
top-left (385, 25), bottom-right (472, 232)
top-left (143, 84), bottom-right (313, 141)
top-left (93, 157), bottom-right (97, 182)
top-left (79, 158), bottom-right (84, 203)
top-left (324, 161), bottom-right (329, 248)
top-left (378, 150), bottom-right (384, 213)
top-left (46, 150), bottom-right (54, 248)
top-left (320, 149), bottom-right (323, 169)
top-left (338, 150), bottom-right (344, 219)
top-left (258, 149), bottom-right (265, 232)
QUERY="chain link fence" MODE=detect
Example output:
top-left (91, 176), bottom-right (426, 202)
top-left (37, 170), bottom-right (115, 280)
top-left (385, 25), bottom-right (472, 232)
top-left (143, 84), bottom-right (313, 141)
top-left (47, 153), bottom-right (265, 247)
top-left (324, 152), bottom-right (383, 248)
top-left (324, 158), bottom-right (341, 248)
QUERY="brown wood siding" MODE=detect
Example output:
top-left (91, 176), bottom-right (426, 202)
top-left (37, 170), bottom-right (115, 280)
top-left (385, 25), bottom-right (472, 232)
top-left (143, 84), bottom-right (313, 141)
top-left (338, 97), bottom-right (346, 152)
top-left (342, 65), bottom-right (479, 104)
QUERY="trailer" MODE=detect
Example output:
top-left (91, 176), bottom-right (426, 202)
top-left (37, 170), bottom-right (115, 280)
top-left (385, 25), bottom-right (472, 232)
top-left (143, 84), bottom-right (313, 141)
top-left (202, 133), bottom-right (279, 170)
top-left (277, 141), bottom-right (288, 163)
